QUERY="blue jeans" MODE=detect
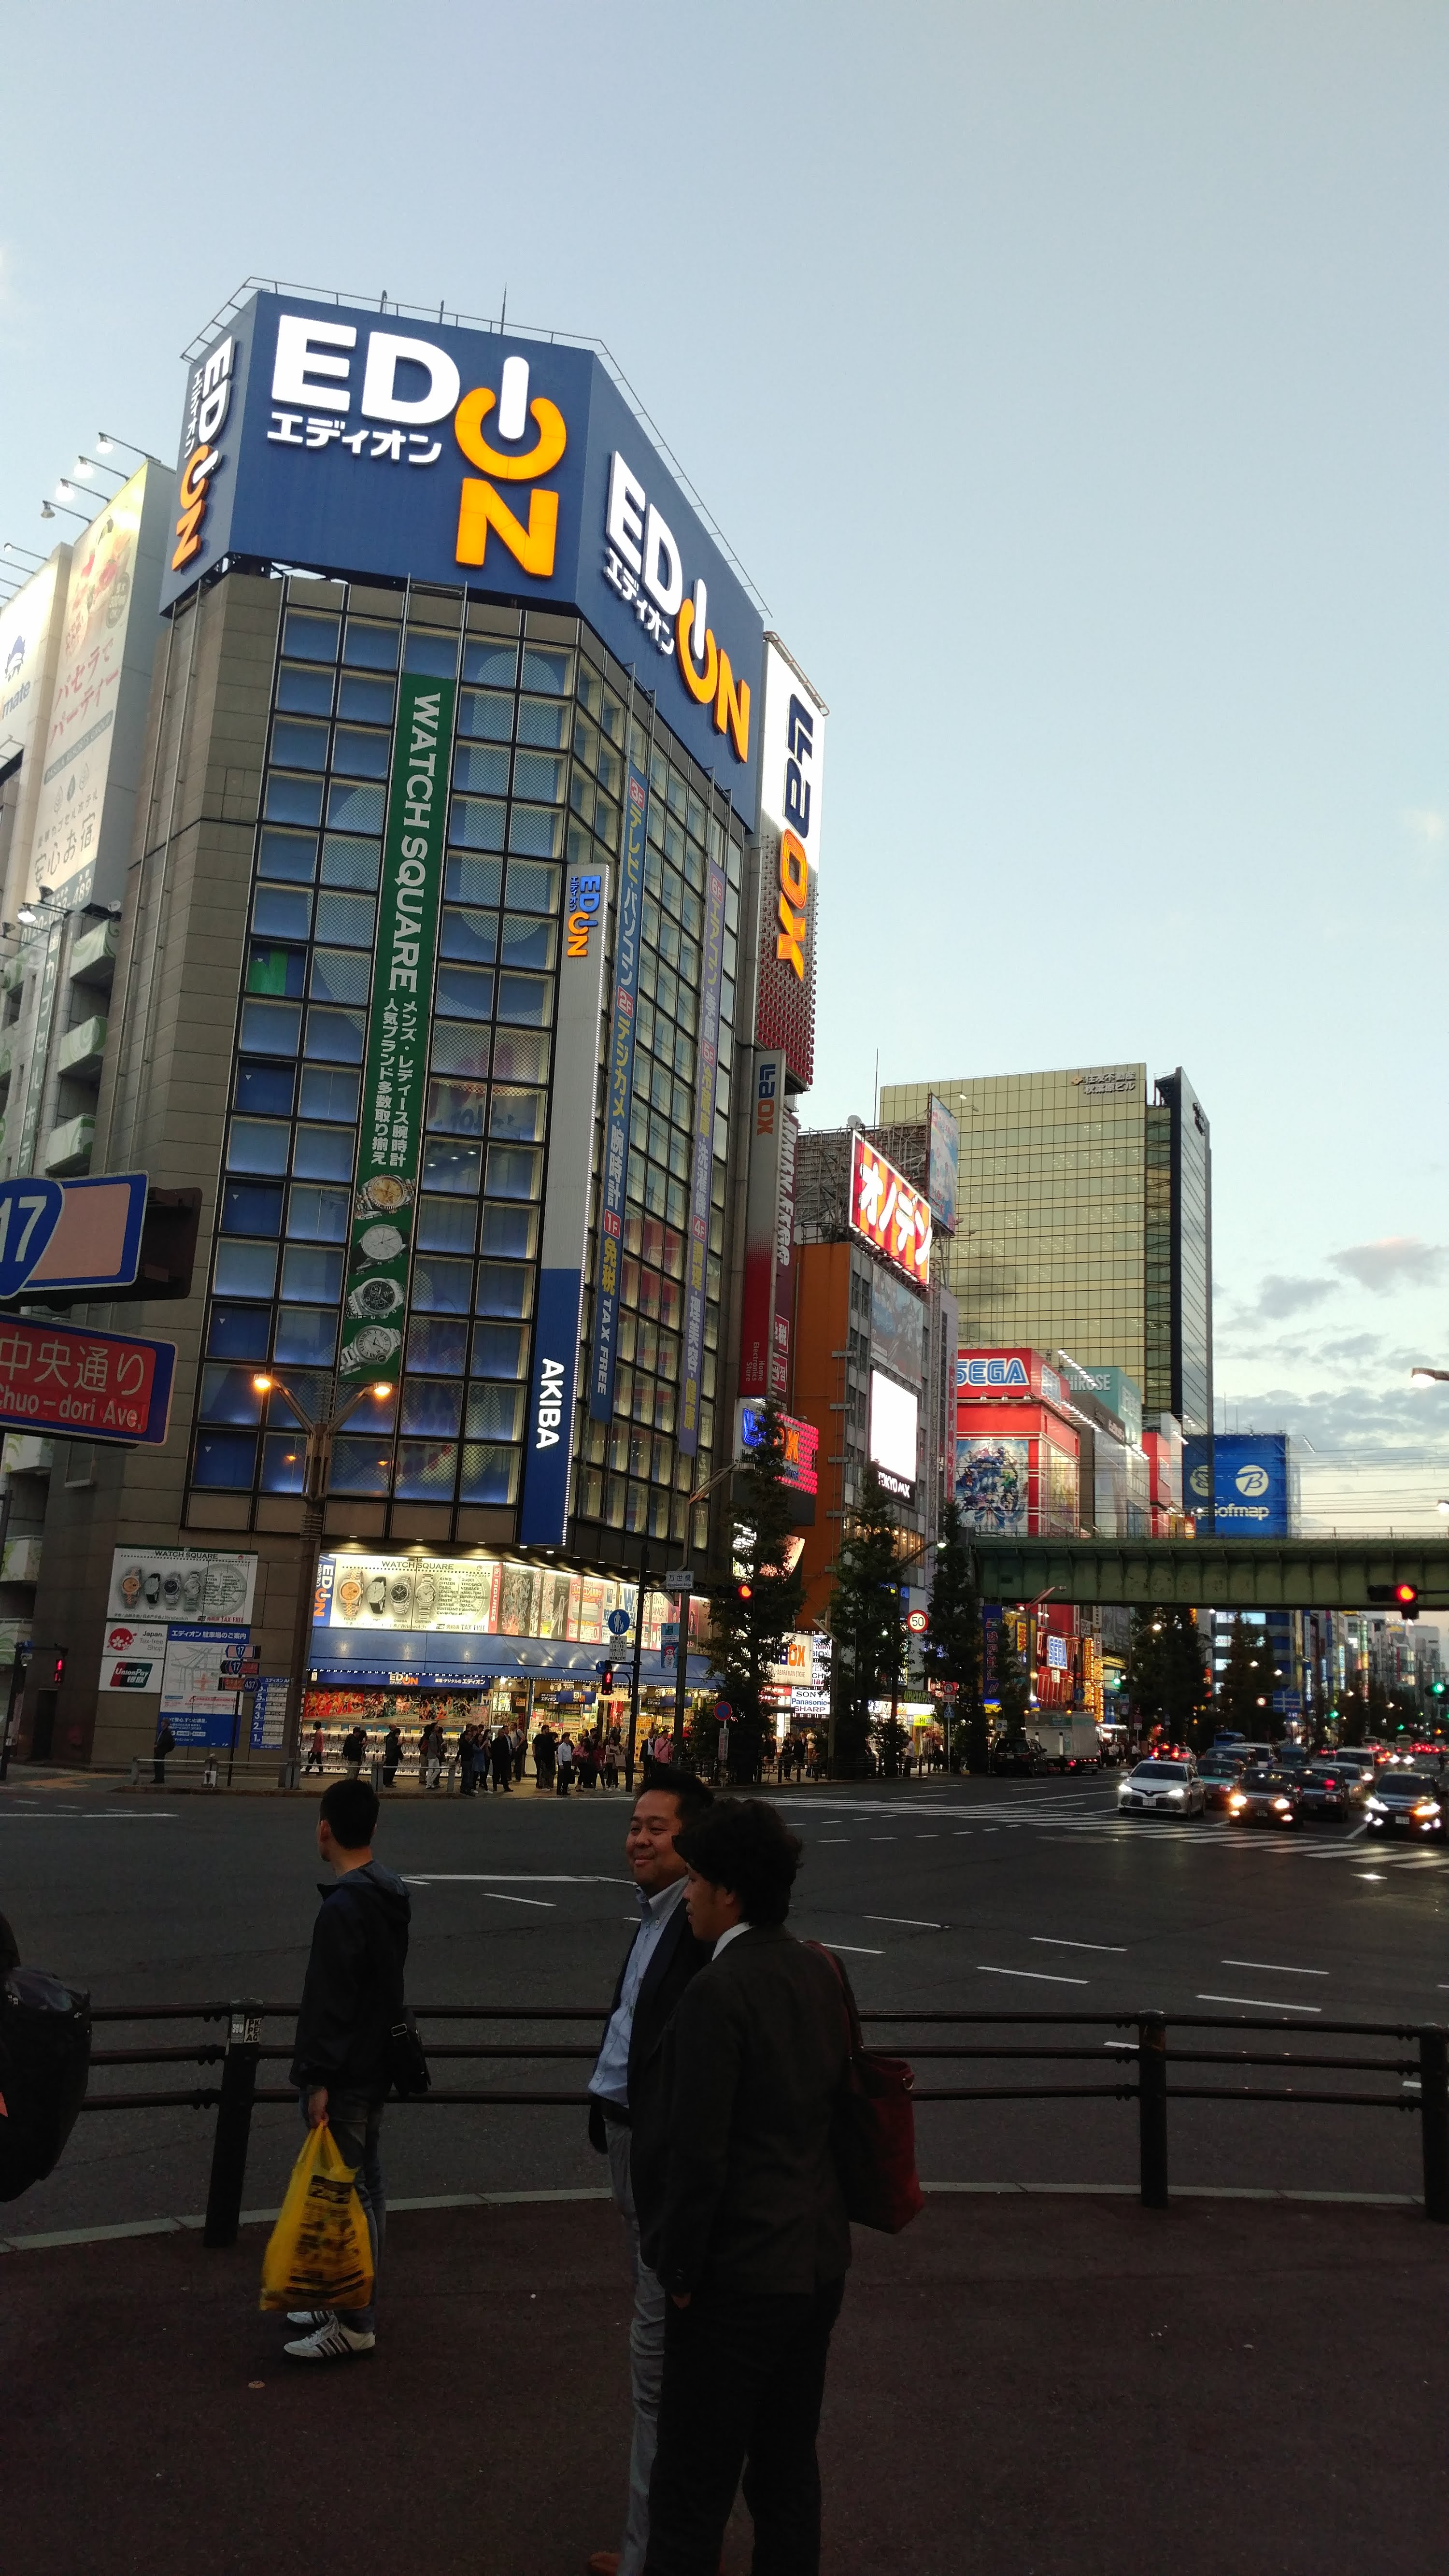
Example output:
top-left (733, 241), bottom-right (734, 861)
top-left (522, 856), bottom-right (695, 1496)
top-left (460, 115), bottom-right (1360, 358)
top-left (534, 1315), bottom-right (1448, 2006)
top-left (301, 2090), bottom-right (384, 2334)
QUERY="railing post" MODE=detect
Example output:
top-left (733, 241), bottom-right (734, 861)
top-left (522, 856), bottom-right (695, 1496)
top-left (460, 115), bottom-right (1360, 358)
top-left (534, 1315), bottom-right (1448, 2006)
top-left (1137, 2010), bottom-right (1169, 2209)
top-left (203, 2002), bottom-right (263, 2248)
top-left (1420, 2027), bottom-right (1449, 2222)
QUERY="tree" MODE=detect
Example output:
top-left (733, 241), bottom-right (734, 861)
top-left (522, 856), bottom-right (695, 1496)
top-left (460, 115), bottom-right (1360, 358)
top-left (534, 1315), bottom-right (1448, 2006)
top-left (1128, 1608), bottom-right (1211, 1749)
top-left (993, 1613), bottom-right (1031, 1733)
top-left (921, 1501), bottom-right (985, 1771)
top-left (825, 1465), bottom-right (906, 1777)
top-left (708, 1401), bottom-right (804, 1784)
top-left (1215, 1616), bottom-right (1276, 1734)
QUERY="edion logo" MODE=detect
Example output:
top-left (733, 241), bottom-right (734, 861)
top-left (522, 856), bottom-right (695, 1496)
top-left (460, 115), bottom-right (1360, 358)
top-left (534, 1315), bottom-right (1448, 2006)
top-left (566, 869), bottom-right (603, 959)
top-left (604, 453), bottom-right (750, 763)
top-left (172, 335), bottom-right (236, 572)
top-left (534, 1355), bottom-right (566, 1450)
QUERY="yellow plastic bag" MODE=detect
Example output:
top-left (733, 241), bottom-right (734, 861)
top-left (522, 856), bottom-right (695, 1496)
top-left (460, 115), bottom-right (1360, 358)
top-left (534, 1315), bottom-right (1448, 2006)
top-left (259, 2121), bottom-right (374, 2313)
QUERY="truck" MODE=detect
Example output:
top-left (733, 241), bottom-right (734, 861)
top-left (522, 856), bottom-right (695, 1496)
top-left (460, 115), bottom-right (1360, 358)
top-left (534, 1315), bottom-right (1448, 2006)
top-left (1033, 1716), bottom-right (1102, 1772)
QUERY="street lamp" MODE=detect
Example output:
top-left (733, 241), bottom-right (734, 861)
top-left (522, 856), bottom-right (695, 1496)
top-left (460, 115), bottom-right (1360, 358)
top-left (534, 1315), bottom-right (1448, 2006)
top-left (1410, 1368), bottom-right (1449, 1386)
top-left (40, 498), bottom-right (95, 527)
top-left (253, 1370), bottom-right (393, 1786)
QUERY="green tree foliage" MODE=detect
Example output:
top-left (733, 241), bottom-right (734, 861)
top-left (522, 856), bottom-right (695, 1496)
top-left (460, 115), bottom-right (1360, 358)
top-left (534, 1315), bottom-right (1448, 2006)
top-left (708, 1402), bottom-right (804, 1783)
top-left (1128, 1607), bottom-right (1211, 1748)
top-left (826, 1464), bottom-right (906, 1777)
top-left (1214, 1616), bottom-right (1276, 1734)
top-left (921, 1501), bottom-right (985, 1770)
top-left (992, 1614), bottom-right (1031, 1733)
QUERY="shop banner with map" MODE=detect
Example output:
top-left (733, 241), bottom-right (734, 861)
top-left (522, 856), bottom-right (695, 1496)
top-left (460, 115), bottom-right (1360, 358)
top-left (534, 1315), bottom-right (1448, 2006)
top-left (339, 668), bottom-right (458, 1384)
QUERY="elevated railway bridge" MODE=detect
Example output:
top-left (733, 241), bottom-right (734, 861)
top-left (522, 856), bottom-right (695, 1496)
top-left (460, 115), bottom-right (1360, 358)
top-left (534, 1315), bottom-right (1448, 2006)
top-left (964, 1536), bottom-right (1449, 1610)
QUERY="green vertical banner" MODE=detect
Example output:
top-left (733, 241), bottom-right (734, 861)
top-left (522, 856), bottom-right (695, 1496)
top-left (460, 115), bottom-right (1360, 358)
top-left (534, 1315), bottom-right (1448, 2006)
top-left (338, 669), bottom-right (457, 1385)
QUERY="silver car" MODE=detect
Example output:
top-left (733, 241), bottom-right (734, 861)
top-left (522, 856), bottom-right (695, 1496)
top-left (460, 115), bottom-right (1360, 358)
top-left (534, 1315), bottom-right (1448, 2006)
top-left (1117, 1758), bottom-right (1205, 1819)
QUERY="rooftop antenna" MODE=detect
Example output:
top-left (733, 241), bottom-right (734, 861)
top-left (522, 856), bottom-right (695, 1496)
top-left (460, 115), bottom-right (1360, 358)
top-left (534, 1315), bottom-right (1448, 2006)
top-left (872, 1049), bottom-right (879, 1125)
top-left (500, 284), bottom-right (508, 333)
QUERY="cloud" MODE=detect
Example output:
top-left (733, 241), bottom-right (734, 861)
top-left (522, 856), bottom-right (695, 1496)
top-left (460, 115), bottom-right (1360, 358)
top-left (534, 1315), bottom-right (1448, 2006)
top-left (1401, 808), bottom-right (1447, 844)
top-left (1253, 1274), bottom-right (1337, 1321)
top-left (1329, 1237), bottom-right (1445, 1295)
top-left (1312, 1333), bottom-right (1384, 1364)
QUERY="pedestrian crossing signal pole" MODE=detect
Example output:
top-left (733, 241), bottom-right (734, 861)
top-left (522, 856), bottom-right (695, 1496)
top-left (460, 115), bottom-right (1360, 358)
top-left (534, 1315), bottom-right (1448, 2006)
top-left (625, 1536), bottom-right (649, 1797)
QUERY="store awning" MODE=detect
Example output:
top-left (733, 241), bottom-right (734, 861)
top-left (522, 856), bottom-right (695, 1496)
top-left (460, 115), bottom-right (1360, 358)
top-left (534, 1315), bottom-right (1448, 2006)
top-left (308, 1626), bottom-right (719, 1690)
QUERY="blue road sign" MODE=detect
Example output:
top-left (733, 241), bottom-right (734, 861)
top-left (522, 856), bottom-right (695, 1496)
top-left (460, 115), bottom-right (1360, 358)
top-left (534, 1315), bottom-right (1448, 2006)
top-left (0, 1171), bottom-right (148, 1300)
top-left (607, 1608), bottom-right (631, 1635)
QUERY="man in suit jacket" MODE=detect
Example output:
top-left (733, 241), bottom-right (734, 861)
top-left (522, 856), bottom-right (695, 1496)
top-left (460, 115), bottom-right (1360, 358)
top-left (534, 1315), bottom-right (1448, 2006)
top-left (586, 1766), bottom-right (715, 2576)
top-left (634, 1799), bottom-right (850, 2576)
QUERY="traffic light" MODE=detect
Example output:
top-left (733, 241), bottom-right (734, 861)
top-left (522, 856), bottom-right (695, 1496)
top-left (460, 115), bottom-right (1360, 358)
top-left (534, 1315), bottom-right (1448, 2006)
top-left (1368, 1582), bottom-right (1421, 1622)
top-left (50, 1650), bottom-right (66, 1688)
top-left (736, 1581), bottom-right (753, 1604)
top-left (600, 1664), bottom-right (613, 1692)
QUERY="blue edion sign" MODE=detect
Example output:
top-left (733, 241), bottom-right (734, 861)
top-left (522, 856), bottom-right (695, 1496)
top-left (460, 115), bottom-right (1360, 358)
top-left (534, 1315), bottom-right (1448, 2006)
top-left (162, 292), bottom-right (763, 822)
top-left (1184, 1434), bottom-right (1293, 1536)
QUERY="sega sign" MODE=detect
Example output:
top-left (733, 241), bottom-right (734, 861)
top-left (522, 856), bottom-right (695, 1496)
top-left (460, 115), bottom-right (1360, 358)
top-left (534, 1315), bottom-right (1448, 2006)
top-left (959, 1356), bottom-right (1029, 1390)
top-left (161, 292), bottom-right (763, 821)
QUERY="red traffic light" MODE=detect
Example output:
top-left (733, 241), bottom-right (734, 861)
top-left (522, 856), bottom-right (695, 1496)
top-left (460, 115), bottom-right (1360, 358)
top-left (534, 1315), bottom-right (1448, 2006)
top-left (600, 1664), bottom-right (613, 1692)
top-left (1396, 1582), bottom-right (1420, 1606)
top-left (737, 1582), bottom-right (753, 1602)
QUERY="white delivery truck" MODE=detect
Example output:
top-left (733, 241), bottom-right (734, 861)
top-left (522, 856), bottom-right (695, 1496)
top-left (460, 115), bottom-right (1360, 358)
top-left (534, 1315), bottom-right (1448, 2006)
top-left (1033, 1717), bottom-right (1101, 1772)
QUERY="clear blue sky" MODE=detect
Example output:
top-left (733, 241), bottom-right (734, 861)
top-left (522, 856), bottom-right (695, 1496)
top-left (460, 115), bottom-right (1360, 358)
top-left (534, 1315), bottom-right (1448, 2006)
top-left (2, 1), bottom-right (1445, 1525)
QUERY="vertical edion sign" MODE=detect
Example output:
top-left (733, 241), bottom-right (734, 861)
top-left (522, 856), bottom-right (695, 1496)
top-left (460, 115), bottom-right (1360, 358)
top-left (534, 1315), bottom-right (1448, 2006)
top-left (588, 761), bottom-right (647, 1421)
top-left (338, 669), bottom-right (457, 1384)
top-left (520, 864), bottom-right (610, 1545)
top-left (754, 637), bottom-right (827, 1092)
top-left (679, 855), bottom-right (727, 1456)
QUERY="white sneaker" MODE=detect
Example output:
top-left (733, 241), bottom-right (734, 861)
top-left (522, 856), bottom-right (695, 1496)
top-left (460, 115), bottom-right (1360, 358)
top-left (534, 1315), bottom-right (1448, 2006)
top-left (285, 2308), bottom-right (334, 2328)
top-left (283, 2316), bottom-right (375, 2361)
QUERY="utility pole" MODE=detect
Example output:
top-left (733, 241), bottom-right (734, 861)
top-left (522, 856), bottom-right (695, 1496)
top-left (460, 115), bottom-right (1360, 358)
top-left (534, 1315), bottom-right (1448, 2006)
top-left (254, 1368), bottom-right (394, 1788)
top-left (625, 1534), bottom-right (650, 1795)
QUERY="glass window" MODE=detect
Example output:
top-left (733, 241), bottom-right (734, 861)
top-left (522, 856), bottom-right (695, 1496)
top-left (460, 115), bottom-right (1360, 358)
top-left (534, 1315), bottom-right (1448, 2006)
top-left (466, 1384), bottom-right (524, 1441)
top-left (331, 725), bottom-right (391, 782)
top-left (485, 1144), bottom-right (541, 1201)
top-left (260, 1433), bottom-right (306, 1494)
top-left (315, 890), bottom-right (376, 949)
top-left (271, 717), bottom-right (328, 770)
top-left (284, 610), bottom-right (340, 661)
top-left (401, 1379), bottom-right (463, 1437)
top-left (220, 1181), bottom-right (283, 1237)
top-left (247, 944), bottom-right (306, 1000)
top-left (492, 1028), bottom-right (549, 1084)
top-left (499, 913), bottom-right (555, 970)
top-left (463, 639), bottom-right (518, 686)
top-left (479, 1203), bottom-right (537, 1259)
top-left (516, 696), bottom-right (568, 749)
top-left (431, 1021), bottom-right (490, 1080)
top-left (327, 780), bottom-right (385, 835)
top-left (276, 663), bottom-right (333, 717)
top-left (213, 1239), bottom-right (278, 1298)
top-left (274, 1307), bottom-right (339, 1366)
top-left (192, 1430), bottom-right (257, 1488)
top-left (476, 1263), bottom-right (533, 1319)
top-left (298, 1065), bottom-right (359, 1122)
top-left (292, 1124), bottom-right (356, 1181)
top-left (416, 1196), bottom-right (477, 1255)
top-left (305, 1006), bottom-right (365, 1063)
top-left (199, 1364), bottom-right (264, 1426)
top-left (422, 1138), bottom-right (481, 1195)
top-left (508, 806), bottom-right (563, 859)
top-left (241, 997), bottom-right (303, 1055)
top-left (460, 1443), bottom-right (519, 1504)
top-left (228, 1118), bottom-right (290, 1176)
top-left (458, 687), bottom-right (513, 740)
top-left (521, 646), bottom-right (571, 693)
top-left (337, 671), bottom-right (395, 724)
top-left (426, 1077), bottom-right (488, 1137)
top-left (404, 629), bottom-right (457, 677)
top-left (393, 1437), bottom-right (457, 1497)
top-left (320, 836), bottom-right (381, 892)
top-left (265, 773), bottom-right (325, 828)
top-left (445, 852), bottom-right (504, 907)
top-left (253, 884), bottom-right (312, 941)
top-left (436, 963), bottom-right (495, 1019)
top-left (235, 1060), bottom-right (295, 1119)
top-left (257, 827), bottom-right (317, 882)
top-left (343, 619), bottom-right (400, 670)
top-left (311, 949), bottom-right (370, 1007)
top-left (281, 1244), bottom-right (343, 1302)
top-left (440, 907), bottom-right (498, 966)
top-left (471, 1322), bottom-right (526, 1377)
top-left (206, 1305), bottom-right (271, 1361)
top-left (454, 742), bottom-right (510, 796)
top-left (488, 1086), bottom-right (545, 1141)
top-left (406, 1316), bottom-right (469, 1376)
top-left (513, 751), bottom-right (566, 803)
top-left (330, 1436), bottom-right (392, 1494)
top-left (287, 1185), bottom-right (349, 1242)
top-left (411, 1256), bottom-right (473, 1313)
top-left (496, 973), bottom-right (551, 1027)
top-left (449, 797), bottom-right (506, 852)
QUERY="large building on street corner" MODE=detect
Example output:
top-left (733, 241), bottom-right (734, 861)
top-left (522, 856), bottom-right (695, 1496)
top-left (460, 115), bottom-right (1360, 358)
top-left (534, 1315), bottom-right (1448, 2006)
top-left (9, 282), bottom-right (828, 1770)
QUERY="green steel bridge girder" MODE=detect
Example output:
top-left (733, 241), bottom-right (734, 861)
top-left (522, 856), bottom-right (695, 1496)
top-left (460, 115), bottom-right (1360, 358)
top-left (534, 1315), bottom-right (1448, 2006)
top-left (965, 1536), bottom-right (1449, 1611)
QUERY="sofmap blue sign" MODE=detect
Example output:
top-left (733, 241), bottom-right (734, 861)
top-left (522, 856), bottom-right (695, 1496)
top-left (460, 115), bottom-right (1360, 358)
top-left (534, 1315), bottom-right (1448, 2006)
top-left (1183, 1434), bottom-right (1293, 1536)
top-left (162, 291), bottom-right (763, 821)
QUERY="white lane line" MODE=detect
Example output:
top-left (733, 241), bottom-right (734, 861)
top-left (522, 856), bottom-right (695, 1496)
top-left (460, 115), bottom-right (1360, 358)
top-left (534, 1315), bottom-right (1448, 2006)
top-left (400, 1873), bottom-right (615, 1883)
top-left (481, 1893), bottom-right (556, 1908)
top-left (1221, 1959), bottom-right (1328, 1977)
top-left (828, 1943), bottom-right (883, 1956)
top-left (1032, 1937), bottom-right (1126, 1954)
top-left (817, 1838), bottom-right (849, 1844)
top-left (866, 1914), bottom-right (944, 1929)
top-left (1197, 1993), bottom-right (1321, 2014)
top-left (978, 1965), bottom-right (1089, 1987)
top-left (869, 1836), bottom-right (898, 1843)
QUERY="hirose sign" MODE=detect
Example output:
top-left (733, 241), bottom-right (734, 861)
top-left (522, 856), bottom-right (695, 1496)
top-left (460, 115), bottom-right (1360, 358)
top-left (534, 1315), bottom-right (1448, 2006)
top-left (161, 293), bottom-right (764, 822)
top-left (848, 1133), bottom-right (931, 1289)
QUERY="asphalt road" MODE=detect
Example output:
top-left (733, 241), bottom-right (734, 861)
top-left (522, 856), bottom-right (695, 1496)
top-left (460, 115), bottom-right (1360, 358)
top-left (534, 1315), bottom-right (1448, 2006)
top-left (4, 1767), bottom-right (1447, 2240)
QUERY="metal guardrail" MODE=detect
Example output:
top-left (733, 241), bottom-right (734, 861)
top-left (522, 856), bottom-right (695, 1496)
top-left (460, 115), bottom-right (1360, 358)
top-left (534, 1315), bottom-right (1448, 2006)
top-left (75, 1999), bottom-right (1449, 2249)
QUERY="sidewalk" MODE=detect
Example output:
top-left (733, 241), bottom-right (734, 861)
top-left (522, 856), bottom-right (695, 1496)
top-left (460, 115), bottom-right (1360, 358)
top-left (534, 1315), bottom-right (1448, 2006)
top-left (6, 2189), bottom-right (1448, 2573)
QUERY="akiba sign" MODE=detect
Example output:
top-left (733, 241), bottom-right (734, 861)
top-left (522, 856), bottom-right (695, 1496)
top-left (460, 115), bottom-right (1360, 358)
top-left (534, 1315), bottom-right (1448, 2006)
top-left (161, 292), bottom-right (764, 821)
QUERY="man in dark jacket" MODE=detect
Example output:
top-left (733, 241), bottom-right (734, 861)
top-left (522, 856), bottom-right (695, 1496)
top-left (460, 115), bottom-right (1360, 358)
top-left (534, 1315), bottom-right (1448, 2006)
top-left (585, 1767), bottom-right (714, 2576)
top-left (284, 1776), bottom-right (410, 2363)
top-left (635, 1799), bottom-right (849, 2576)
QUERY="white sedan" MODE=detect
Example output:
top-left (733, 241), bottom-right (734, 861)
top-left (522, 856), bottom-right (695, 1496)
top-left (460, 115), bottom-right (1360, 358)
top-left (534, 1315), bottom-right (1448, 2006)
top-left (1117, 1759), bottom-right (1205, 1819)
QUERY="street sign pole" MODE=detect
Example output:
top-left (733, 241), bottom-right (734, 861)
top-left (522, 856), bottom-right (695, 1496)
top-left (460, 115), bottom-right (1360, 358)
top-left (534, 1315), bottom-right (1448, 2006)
top-left (625, 1535), bottom-right (650, 1797)
top-left (672, 1582), bottom-right (691, 1752)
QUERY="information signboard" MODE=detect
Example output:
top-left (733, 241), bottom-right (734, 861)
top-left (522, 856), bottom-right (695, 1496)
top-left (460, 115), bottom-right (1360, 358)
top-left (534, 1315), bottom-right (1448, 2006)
top-left (0, 1319), bottom-right (175, 1445)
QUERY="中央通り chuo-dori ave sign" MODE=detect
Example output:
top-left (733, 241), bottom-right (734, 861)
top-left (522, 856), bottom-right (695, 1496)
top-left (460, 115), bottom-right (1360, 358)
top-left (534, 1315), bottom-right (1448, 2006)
top-left (0, 1318), bottom-right (176, 1444)
top-left (339, 670), bottom-right (458, 1383)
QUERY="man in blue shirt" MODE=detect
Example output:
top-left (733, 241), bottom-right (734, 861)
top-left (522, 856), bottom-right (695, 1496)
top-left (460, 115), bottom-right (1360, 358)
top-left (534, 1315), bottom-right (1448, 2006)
top-left (587, 1766), bottom-right (714, 2576)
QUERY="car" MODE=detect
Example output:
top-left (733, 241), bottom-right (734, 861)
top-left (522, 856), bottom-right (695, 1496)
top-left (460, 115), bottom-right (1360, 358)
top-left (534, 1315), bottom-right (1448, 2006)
top-left (1214, 1738), bottom-right (1274, 1766)
top-left (1325, 1746), bottom-right (1375, 1776)
top-left (1273, 1743), bottom-right (1313, 1771)
top-left (1364, 1772), bottom-right (1446, 1836)
top-left (1225, 1765), bottom-right (1302, 1828)
top-left (1197, 1752), bottom-right (1248, 1810)
top-left (1295, 1761), bottom-right (1367, 1822)
top-left (990, 1733), bottom-right (1045, 1776)
top-left (1117, 1759), bottom-right (1205, 1818)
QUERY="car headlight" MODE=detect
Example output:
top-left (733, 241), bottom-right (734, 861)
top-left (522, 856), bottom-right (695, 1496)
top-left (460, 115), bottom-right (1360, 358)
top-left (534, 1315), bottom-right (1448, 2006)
top-left (1366, 1798), bottom-right (1384, 1813)
top-left (1272, 1797), bottom-right (1291, 1812)
top-left (1414, 1801), bottom-right (1440, 1819)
